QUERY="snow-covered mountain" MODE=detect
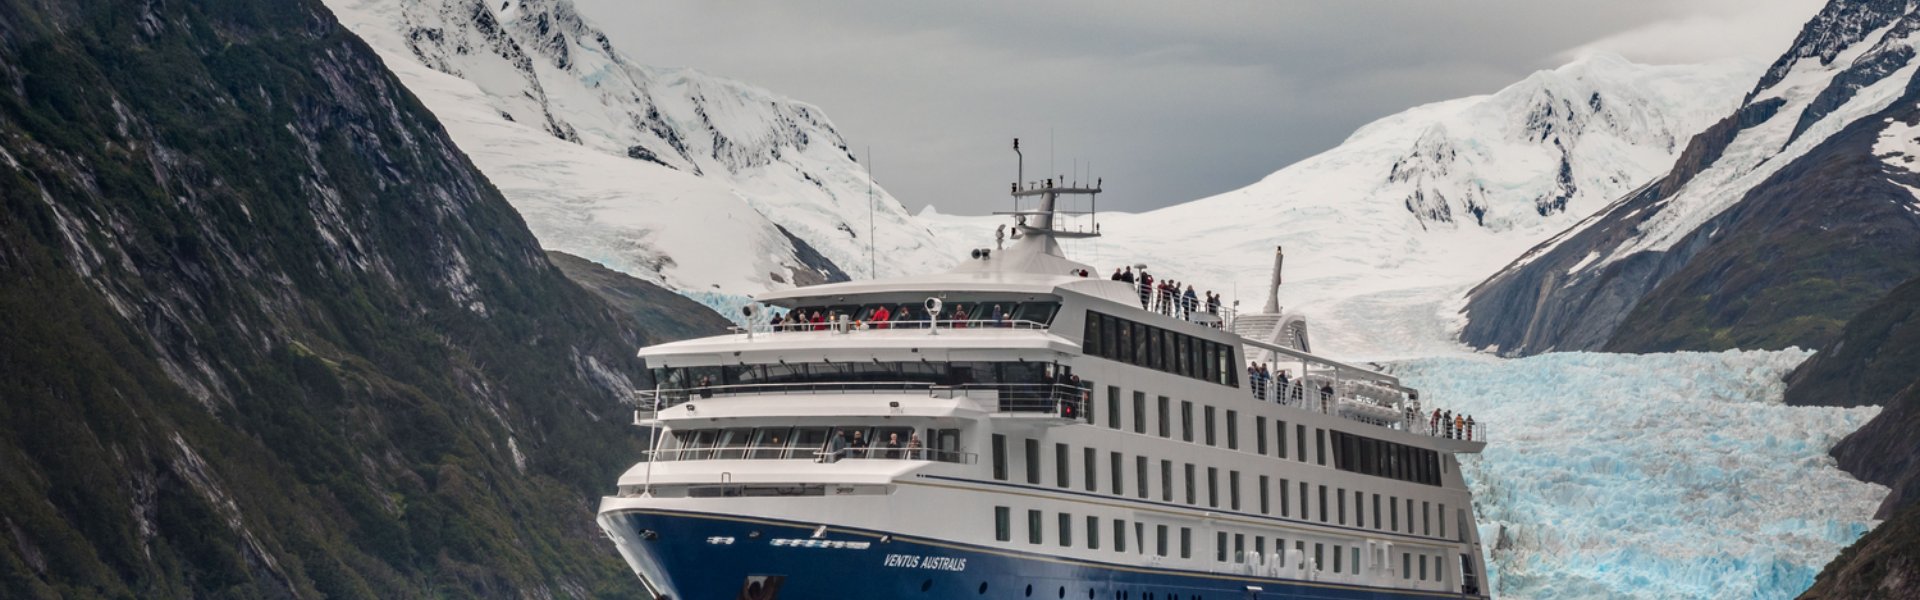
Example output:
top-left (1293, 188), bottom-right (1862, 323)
top-left (323, 0), bottom-right (950, 296)
top-left (1461, 0), bottom-right (1920, 356)
top-left (927, 54), bottom-right (1756, 359)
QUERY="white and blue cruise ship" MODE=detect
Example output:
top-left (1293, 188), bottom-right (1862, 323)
top-left (597, 149), bottom-right (1491, 600)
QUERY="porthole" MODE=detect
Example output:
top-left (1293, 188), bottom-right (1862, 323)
top-left (979, 581), bottom-right (989, 595)
top-left (1026, 584), bottom-right (1033, 597)
top-left (1058, 586), bottom-right (1066, 598)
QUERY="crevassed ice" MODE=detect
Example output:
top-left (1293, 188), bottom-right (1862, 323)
top-left (1390, 349), bottom-right (1885, 600)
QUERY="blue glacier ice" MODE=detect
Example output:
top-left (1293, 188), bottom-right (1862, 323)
top-left (1389, 349), bottom-right (1885, 599)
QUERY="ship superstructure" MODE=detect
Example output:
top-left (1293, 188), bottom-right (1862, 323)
top-left (597, 144), bottom-right (1491, 600)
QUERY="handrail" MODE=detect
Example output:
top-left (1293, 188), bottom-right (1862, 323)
top-left (753, 318), bottom-right (1051, 334)
top-left (638, 381), bottom-right (1091, 419)
top-left (646, 445), bottom-right (978, 465)
top-left (1243, 380), bottom-right (1487, 442)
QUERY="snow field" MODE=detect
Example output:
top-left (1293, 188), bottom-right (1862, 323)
top-left (1390, 350), bottom-right (1885, 599)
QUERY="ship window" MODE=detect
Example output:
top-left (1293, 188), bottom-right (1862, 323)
top-left (1084, 447), bottom-right (1097, 491)
top-left (1402, 553), bottom-right (1411, 579)
top-left (1256, 417), bottom-right (1268, 455)
top-left (1014, 302), bottom-right (1059, 325)
top-left (1132, 392), bottom-right (1146, 434)
top-left (1180, 527), bottom-right (1192, 559)
top-left (750, 428), bottom-right (791, 459)
top-left (1149, 328), bottom-right (1165, 370)
top-left (1296, 424), bottom-right (1306, 462)
top-left (1390, 495), bottom-right (1399, 531)
top-left (1161, 460), bottom-right (1173, 502)
top-left (1184, 463), bottom-right (1196, 505)
top-left (1226, 410), bottom-right (1239, 450)
top-left (1026, 439), bottom-right (1042, 485)
top-left (1175, 335), bottom-right (1191, 377)
top-left (1206, 467), bottom-right (1219, 508)
top-left (789, 427), bottom-right (828, 460)
top-left (1299, 481), bottom-right (1309, 520)
top-left (1134, 455), bottom-right (1148, 498)
top-left (1315, 429), bottom-right (1327, 466)
top-left (1156, 525), bottom-right (1169, 557)
top-left (1438, 503), bottom-right (1446, 539)
top-left (1059, 513), bottom-right (1073, 547)
top-left (1203, 406), bottom-right (1216, 446)
top-left (1116, 318), bottom-right (1133, 363)
top-left (992, 435), bottom-right (1008, 481)
top-left (1317, 485), bottom-right (1328, 523)
top-left (1055, 443), bottom-right (1070, 488)
top-left (1132, 322), bottom-right (1149, 364)
top-left (1087, 515), bottom-right (1100, 550)
top-left (1423, 501), bottom-right (1432, 536)
top-left (1314, 543), bottom-right (1324, 571)
top-left (686, 429), bottom-right (719, 460)
top-left (1406, 498), bottom-right (1415, 534)
top-left (1332, 543), bottom-right (1342, 573)
top-left (1255, 536), bottom-right (1265, 558)
top-left (1230, 471), bottom-right (1242, 511)
top-left (1107, 386), bottom-right (1121, 429)
top-left (995, 506), bottom-right (1011, 541)
top-left (1420, 554), bottom-right (1428, 580)
top-left (1373, 495), bottom-right (1382, 531)
top-left (1028, 509), bottom-right (1043, 544)
top-left (1354, 547), bottom-right (1362, 577)
top-left (1337, 487), bottom-right (1346, 525)
top-left (1136, 522), bottom-right (1146, 556)
top-left (1277, 420), bottom-right (1288, 459)
top-left (1180, 401), bottom-right (1194, 442)
top-left (1259, 475), bottom-right (1271, 514)
top-left (1110, 451), bottom-right (1125, 495)
top-left (1113, 519), bottom-right (1127, 552)
top-left (1161, 330), bottom-right (1175, 373)
top-left (1279, 478), bottom-right (1291, 517)
top-left (1083, 315), bottom-right (1101, 356)
top-left (1157, 397), bottom-right (1171, 438)
top-left (1216, 532), bottom-right (1228, 562)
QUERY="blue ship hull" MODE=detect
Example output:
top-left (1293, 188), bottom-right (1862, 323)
top-left (599, 509), bottom-right (1481, 600)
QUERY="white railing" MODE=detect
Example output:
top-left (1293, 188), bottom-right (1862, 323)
top-left (750, 317), bottom-right (1051, 334)
top-left (634, 381), bottom-right (1091, 420)
top-left (645, 445), bottom-right (977, 464)
top-left (1241, 380), bottom-right (1487, 442)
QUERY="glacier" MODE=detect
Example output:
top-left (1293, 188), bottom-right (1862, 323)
top-left (1391, 349), bottom-right (1884, 599)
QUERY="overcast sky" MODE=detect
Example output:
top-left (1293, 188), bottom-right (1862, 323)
top-left (572, 0), bottom-right (1821, 214)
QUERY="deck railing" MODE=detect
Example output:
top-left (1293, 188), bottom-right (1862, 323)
top-left (748, 318), bottom-right (1051, 335)
top-left (644, 445), bottom-right (977, 465)
top-left (1243, 380), bottom-right (1487, 442)
top-left (635, 382), bottom-right (1090, 420)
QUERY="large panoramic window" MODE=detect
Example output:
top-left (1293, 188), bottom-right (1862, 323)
top-left (1081, 310), bottom-right (1238, 387)
top-left (1330, 430), bottom-right (1442, 486)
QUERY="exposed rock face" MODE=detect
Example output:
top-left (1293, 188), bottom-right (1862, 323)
top-left (1461, 0), bottom-right (1920, 356)
top-left (0, 0), bottom-right (721, 595)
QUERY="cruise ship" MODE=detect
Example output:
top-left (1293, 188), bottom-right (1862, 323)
top-left (597, 147), bottom-right (1491, 599)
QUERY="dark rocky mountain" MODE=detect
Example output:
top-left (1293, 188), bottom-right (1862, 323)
top-left (0, 0), bottom-right (720, 596)
top-left (1460, 0), bottom-right (1920, 356)
top-left (1791, 277), bottom-right (1920, 598)
top-left (547, 251), bottom-right (735, 342)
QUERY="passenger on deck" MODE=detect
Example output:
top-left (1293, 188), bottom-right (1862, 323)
top-left (907, 434), bottom-right (924, 460)
top-left (1319, 383), bottom-right (1334, 413)
top-left (849, 430), bottom-right (869, 459)
top-left (1454, 414), bottom-right (1465, 440)
top-left (992, 304), bottom-right (1007, 327)
top-left (952, 305), bottom-right (970, 328)
top-left (1183, 285), bottom-right (1198, 319)
top-left (872, 305), bottom-right (892, 329)
top-left (811, 310), bottom-right (826, 331)
top-left (1465, 415), bottom-right (1476, 441)
top-left (826, 429), bottom-right (849, 462)
top-left (879, 433), bottom-right (903, 459)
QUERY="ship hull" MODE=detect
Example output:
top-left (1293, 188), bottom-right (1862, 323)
top-left (598, 508), bottom-right (1478, 600)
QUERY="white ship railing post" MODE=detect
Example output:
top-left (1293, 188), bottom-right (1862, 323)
top-left (640, 383), bottom-right (663, 498)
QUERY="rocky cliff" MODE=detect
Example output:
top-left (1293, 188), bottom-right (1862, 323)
top-left (0, 0), bottom-right (720, 595)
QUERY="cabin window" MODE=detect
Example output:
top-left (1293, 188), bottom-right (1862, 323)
top-left (995, 506), bottom-right (1011, 541)
top-left (1180, 401), bottom-right (1194, 442)
top-left (1132, 322), bottom-right (1149, 364)
top-left (1025, 439), bottom-right (1041, 485)
top-left (1157, 396), bottom-right (1171, 438)
top-left (1337, 488), bottom-right (1347, 525)
top-left (1280, 478), bottom-right (1291, 517)
top-left (1259, 475), bottom-right (1271, 514)
top-left (1230, 471), bottom-right (1242, 511)
top-left (1373, 494), bottom-right (1383, 531)
top-left (1300, 481), bottom-right (1310, 520)
top-left (1110, 451), bottom-right (1124, 495)
top-left (1391, 496), bottom-right (1400, 532)
top-left (1277, 420), bottom-right (1289, 459)
top-left (1156, 525), bottom-right (1169, 557)
top-left (1206, 467), bottom-right (1219, 508)
top-left (1318, 485), bottom-right (1328, 523)
top-left (1058, 513), bottom-right (1072, 547)
top-left (1423, 501), bottom-right (1432, 536)
top-left (1117, 320), bottom-right (1133, 363)
top-left (1132, 392), bottom-right (1146, 434)
top-left (1107, 386), bottom-right (1121, 429)
top-left (1180, 527), bottom-right (1192, 559)
top-left (1316, 429), bottom-right (1327, 466)
top-left (1402, 553), bottom-right (1412, 579)
top-left (1184, 463), bottom-right (1197, 505)
top-left (1216, 532), bottom-right (1228, 562)
top-left (1135, 456), bottom-right (1148, 499)
top-left (1204, 405), bottom-right (1217, 446)
top-left (1161, 460), bottom-right (1173, 502)
top-left (1256, 416), bottom-right (1268, 455)
top-left (992, 434), bottom-right (1008, 480)
top-left (1083, 447), bottom-right (1098, 491)
top-left (1113, 519), bottom-right (1127, 552)
top-left (1028, 509), bottom-right (1044, 544)
top-left (1439, 503), bottom-right (1447, 539)
top-left (1087, 515), bottom-right (1100, 550)
top-left (1226, 410), bottom-right (1239, 450)
top-left (1054, 443), bottom-right (1070, 488)
top-left (1101, 314), bottom-right (1120, 359)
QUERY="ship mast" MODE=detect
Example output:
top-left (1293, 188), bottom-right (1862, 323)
top-left (996, 137), bottom-right (1101, 257)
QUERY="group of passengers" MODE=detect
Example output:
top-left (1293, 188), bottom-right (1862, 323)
top-left (1245, 361), bottom-right (1338, 412)
top-left (1109, 266), bottom-right (1223, 324)
top-left (820, 429), bottom-right (925, 461)
top-left (768, 304), bottom-right (1011, 331)
top-left (1426, 409), bottom-right (1476, 441)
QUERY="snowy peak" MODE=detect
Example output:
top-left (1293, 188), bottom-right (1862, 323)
top-left (325, 0), bottom-right (953, 299)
